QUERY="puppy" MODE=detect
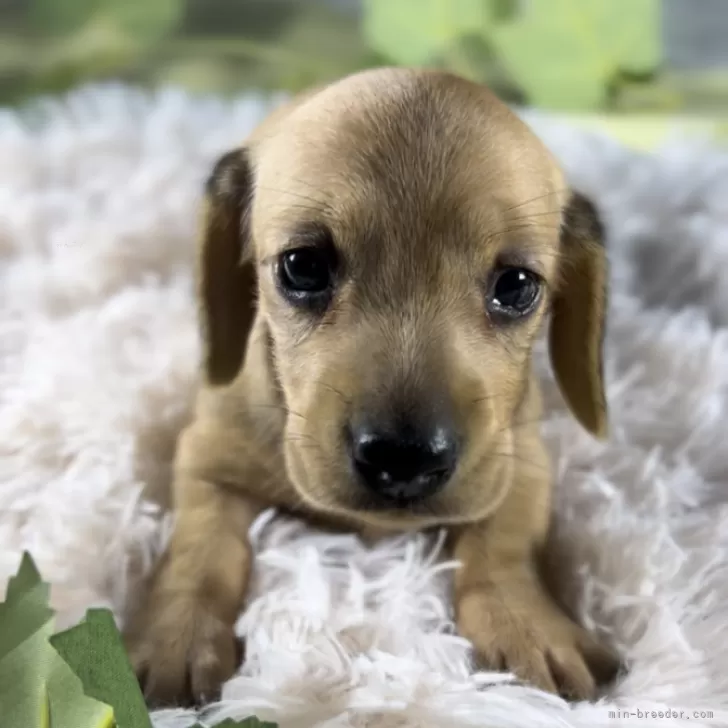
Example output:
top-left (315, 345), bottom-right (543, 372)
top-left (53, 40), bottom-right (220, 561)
top-left (124, 67), bottom-right (617, 706)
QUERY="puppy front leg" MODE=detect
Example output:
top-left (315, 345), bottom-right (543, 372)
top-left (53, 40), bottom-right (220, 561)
top-left (124, 432), bottom-right (267, 707)
top-left (452, 447), bottom-right (618, 700)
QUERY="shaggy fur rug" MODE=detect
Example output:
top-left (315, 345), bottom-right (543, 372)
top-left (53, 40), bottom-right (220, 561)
top-left (1, 85), bottom-right (728, 728)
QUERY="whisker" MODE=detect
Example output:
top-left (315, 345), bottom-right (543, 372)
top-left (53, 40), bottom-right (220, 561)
top-left (254, 184), bottom-right (328, 210)
top-left (488, 450), bottom-right (552, 476)
top-left (314, 381), bottom-right (352, 404)
top-left (502, 208), bottom-right (565, 225)
top-left (482, 222), bottom-right (564, 247)
top-left (244, 402), bottom-right (309, 422)
top-left (502, 187), bottom-right (571, 214)
top-left (470, 391), bottom-right (513, 405)
top-left (284, 433), bottom-right (324, 448)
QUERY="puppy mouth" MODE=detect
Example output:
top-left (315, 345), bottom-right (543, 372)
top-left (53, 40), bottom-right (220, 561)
top-left (351, 467), bottom-right (452, 507)
top-left (284, 417), bottom-right (514, 527)
top-left (284, 434), bottom-right (449, 523)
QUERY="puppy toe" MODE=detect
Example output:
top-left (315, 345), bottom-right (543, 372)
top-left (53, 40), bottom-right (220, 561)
top-left (138, 656), bottom-right (193, 708)
top-left (546, 649), bottom-right (596, 702)
top-left (513, 652), bottom-right (559, 695)
top-left (188, 631), bottom-right (240, 704)
top-left (578, 632), bottom-right (621, 687)
top-left (126, 645), bottom-right (147, 682)
top-left (125, 638), bottom-right (157, 699)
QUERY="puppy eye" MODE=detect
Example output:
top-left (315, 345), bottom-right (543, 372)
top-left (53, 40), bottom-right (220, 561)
top-left (277, 246), bottom-right (335, 304)
top-left (486, 267), bottom-right (542, 320)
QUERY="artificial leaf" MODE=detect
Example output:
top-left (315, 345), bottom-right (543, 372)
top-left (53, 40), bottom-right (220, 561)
top-left (0, 555), bottom-right (53, 660)
top-left (362, 0), bottom-right (488, 66)
top-left (4, 551), bottom-right (46, 601)
top-left (488, 0), bottom-right (660, 109)
top-left (0, 552), bottom-right (114, 728)
top-left (51, 608), bottom-right (153, 728)
top-left (201, 718), bottom-right (279, 728)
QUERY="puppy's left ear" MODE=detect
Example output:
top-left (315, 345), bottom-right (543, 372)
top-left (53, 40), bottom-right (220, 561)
top-left (198, 148), bottom-right (257, 386)
top-left (548, 192), bottom-right (608, 439)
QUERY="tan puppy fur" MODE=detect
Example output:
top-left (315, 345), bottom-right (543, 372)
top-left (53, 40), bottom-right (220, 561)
top-left (123, 67), bottom-right (617, 706)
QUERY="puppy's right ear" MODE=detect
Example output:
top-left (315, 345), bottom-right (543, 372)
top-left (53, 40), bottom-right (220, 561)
top-left (548, 192), bottom-right (608, 439)
top-left (198, 148), bottom-right (257, 386)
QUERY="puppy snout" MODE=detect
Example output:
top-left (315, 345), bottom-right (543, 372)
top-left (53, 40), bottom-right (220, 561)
top-left (348, 421), bottom-right (459, 503)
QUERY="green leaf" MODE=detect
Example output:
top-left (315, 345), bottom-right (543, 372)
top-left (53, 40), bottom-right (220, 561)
top-left (488, 0), bottom-right (661, 109)
top-left (0, 553), bottom-right (53, 659)
top-left (0, 552), bottom-right (114, 728)
top-left (51, 608), bottom-right (153, 728)
top-left (5, 551), bottom-right (46, 601)
top-left (362, 0), bottom-right (488, 66)
top-left (203, 718), bottom-right (279, 728)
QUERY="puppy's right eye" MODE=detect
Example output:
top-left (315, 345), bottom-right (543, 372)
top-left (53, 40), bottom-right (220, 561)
top-left (277, 246), bottom-right (334, 303)
top-left (485, 266), bottom-right (542, 321)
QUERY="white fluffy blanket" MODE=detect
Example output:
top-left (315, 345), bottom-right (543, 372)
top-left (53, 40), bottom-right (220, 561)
top-left (1, 86), bottom-right (728, 728)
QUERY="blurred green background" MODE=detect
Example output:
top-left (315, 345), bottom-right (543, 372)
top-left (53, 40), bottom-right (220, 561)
top-left (1, 0), bottom-right (728, 130)
top-left (2, 0), bottom-right (376, 104)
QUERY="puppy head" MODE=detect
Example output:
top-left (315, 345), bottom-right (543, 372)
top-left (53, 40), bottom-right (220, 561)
top-left (199, 69), bottom-right (607, 528)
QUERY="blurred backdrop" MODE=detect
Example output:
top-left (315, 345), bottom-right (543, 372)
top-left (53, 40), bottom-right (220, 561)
top-left (1, 0), bottom-right (727, 144)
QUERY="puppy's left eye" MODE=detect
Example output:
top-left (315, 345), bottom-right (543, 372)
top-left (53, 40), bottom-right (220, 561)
top-left (280, 248), bottom-right (330, 291)
top-left (486, 267), bottom-right (542, 320)
top-left (277, 245), bottom-right (336, 307)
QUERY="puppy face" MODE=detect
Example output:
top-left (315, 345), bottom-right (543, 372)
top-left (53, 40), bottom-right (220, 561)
top-left (200, 69), bottom-right (607, 529)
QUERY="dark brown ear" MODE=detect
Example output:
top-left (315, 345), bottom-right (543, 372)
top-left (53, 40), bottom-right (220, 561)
top-left (198, 148), bottom-right (257, 386)
top-left (548, 192), bottom-right (608, 439)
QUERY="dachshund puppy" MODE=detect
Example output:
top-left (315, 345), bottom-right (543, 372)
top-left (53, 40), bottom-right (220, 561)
top-left (124, 67), bottom-right (617, 706)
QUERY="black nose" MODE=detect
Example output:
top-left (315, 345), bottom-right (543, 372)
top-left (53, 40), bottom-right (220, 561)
top-left (349, 423), bottom-right (459, 503)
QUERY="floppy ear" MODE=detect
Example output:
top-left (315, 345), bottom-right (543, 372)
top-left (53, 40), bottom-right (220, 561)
top-left (197, 148), bottom-right (257, 386)
top-left (548, 192), bottom-right (608, 438)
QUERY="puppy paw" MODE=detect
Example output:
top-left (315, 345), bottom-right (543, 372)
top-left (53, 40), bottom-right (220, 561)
top-left (124, 590), bottom-right (242, 707)
top-left (457, 585), bottom-right (619, 701)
